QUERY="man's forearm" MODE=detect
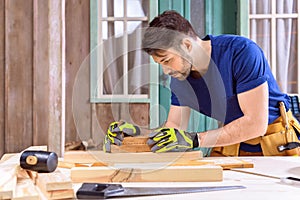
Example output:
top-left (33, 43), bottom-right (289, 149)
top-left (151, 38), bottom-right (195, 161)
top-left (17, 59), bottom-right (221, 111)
top-left (197, 115), bottom-right (267, 147)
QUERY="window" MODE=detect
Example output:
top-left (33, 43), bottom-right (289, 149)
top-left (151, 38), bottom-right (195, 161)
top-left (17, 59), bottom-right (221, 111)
top-left (241, 0), bottom-right (299, 94)
top-left (90, 0), bottom-right (158, 103)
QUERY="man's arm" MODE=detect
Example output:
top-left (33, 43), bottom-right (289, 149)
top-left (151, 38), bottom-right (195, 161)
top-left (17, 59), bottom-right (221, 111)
top-left (199, 82), bottom-right (269, 147)
top-left (165, 105), bottom-right (191, 130)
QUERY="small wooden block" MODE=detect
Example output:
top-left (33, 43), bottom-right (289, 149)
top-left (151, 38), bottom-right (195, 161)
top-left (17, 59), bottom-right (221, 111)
top-left (36, 169), bottom-right (74, 199)
top-left (36, 169), bottom-right (73, 191)
top-left (111, 137), bottom-right (151, 153)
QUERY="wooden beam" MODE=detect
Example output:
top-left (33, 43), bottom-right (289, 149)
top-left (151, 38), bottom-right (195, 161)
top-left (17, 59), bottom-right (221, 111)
top-left (63, 150), bottom-right (202, 164)
top-left (65, 0), bottom-right (91, 143)
top-left (13, 169), bottom-right (39, 200)
top-left (71, 165), bottom-right (223, 182)
top-left (33, 0), bottom-right (50, 146)
top-left (36, 169), bottom-right (72, 191)
top-left (0, 0), bottom-right (5, 158)
top-left (47, 0), bottom-right (66, 157)
top-left (5, 0), bottom-right (34, 153)
top-left (36, 169), bottom-right (74, 199)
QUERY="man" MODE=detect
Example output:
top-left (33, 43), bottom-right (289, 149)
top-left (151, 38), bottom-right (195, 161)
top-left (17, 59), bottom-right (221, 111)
top-left (104, 10), bottom-right (300, 156)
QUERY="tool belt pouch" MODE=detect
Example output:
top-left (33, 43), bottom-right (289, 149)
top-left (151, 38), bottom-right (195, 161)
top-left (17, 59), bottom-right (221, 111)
top-left (260, 127), bottom-right (287, 156)
top-left (260, 117), bottom-right (300, 156)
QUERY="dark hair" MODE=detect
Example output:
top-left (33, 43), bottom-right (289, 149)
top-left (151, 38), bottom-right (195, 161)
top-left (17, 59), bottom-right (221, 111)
top-left (142, 10), bottom-right (198, 55)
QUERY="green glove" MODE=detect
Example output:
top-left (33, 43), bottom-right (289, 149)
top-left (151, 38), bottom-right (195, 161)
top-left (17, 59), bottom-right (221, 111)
top-left (147, 128), bottom-right (199, 153)
top-left (106, 121), bottom-right (141, 146)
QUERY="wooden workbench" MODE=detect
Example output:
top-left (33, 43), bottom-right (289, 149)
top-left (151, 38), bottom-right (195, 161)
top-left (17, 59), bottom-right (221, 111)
top-left (69, 156), bottom-right (300, 200)
top-left (1, 152), bottom-right (300, 199)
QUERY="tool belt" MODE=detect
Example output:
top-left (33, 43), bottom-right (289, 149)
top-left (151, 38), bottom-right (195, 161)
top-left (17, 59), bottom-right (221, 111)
top-left (212, 103), bottom-right (300, 156)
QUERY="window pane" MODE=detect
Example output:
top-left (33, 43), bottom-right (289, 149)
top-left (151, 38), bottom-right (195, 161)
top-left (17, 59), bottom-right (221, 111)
top-left (127, 0), bottom-right (148, 17)
top-left (102, 23), bottom-right (125, 95)
top-left (101, 0), bottom-right (126, 18)
top-left (102, 38), bottom-right (124, 95)
top-left (250, 19), bottom-right (272, 64)
top-left (114, 0), bottom-right (124, 17)
top-left (102, 0), bottom-right (108, 17)
top-left (102, 21), bottom-right (124, 39)
top-left (276, 18), bottom-right (298, 93)
top-left (249, 0), bottom-right (271, 14)
top-left (276, 0), bottom-right (297, 14)
top-left (127, 21), bottom-right (149, 95)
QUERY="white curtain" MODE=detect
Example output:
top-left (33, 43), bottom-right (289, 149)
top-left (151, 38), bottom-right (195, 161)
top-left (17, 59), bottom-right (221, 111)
top-left (102, 0), bottom-right (149, 95)
top-left (249, 0), bottom-right (298, 93)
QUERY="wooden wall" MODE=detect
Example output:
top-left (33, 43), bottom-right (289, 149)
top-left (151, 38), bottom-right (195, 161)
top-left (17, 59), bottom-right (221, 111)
top-left (0, 0), bottom-right (150, 157)
top-left (0, 0), bottom-right (91, 156)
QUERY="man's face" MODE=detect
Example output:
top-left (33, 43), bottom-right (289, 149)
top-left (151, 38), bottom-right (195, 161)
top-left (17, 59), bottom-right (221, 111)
top-left (152, 49), bottom-right (192, 81)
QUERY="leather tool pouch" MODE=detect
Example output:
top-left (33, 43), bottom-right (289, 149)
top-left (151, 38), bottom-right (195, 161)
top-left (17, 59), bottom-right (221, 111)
top-left (260, 111), bottom-right (300, 156)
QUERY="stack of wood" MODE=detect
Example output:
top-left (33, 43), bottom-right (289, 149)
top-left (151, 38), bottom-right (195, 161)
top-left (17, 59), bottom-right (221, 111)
top-left (34, 170), bottom-right (74, 199)
top-left (0, 146), bottom-right (74, 199)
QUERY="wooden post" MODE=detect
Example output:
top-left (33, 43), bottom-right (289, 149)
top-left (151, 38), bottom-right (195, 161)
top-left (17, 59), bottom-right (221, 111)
top-left (0, 0), bottom-right (5, 158)
top-left (5, 0), bottom-right (34, 153)
top-left (33, 0), bottom-right (49, 146)
top-left (48, 0), bottom-right (66, 157)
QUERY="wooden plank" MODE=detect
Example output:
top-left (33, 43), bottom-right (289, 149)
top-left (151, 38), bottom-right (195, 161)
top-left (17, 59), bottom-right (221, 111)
top-left (32, 0), bottom-right (49, 146)
top-left (9, 168), bottom-right (40, 200)
top-left (5, 0), bottom-right (34, 153)
top-left (47, 0), bottom-right (66, 157)
top-left (36, 169), bottom-right (72, 191)
top-left (0, 167), bottom-right (18, 199)
top-left (171, 157), bottom-right (254, 169)
top-left (63, 150), bottom-right (202, 164)
top-left (40, 189), bottom-right (74, 200)
top-left (65, 0), bottom-right (91, 143)
top-left (0, 0), bottom-right (5, 158)
top-left (36, 169), bottom-right (74, 199)
top-left (71, 165), bottom-right (223, 182)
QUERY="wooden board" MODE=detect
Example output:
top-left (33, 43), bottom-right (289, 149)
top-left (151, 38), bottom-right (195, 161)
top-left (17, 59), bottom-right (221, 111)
top-left (0, 173), bottom-right (17, 199)
top-left (172, 157), bottom-right (254, 169)
top-left (13, 168), bottom-right (39, 200)
top-left (71, 165), bottom-right (223, 183)
top-left (36, 169), bottom-right (72, 191)
top-left (40, 189), bottom-right (74, 200)
top-left (63, 150), bottom-right (203, 164)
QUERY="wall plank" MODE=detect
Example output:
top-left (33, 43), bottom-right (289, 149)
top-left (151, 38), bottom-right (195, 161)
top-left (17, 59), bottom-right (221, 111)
top-left (0, 0), bottom-right (5, 157)
top-left (48, 0), bottom-right (65, 157)
top-left (5, 0), bottom-right (33, 153)
top-left (33, 0), bottom-right (49, 146)
top-left (65, 0), bottom-right (91, 143)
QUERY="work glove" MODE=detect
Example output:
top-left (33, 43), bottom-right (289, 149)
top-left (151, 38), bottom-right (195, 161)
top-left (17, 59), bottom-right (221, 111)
top-left (147, 128), bottom-right (199, 153)
top-left (103, 121), bottom-right (141, 152)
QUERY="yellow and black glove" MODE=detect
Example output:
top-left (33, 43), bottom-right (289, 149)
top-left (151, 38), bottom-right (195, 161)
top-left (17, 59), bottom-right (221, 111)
top-left (103, 121), bottom-right (141, 152)
top-left (147, 128), bottom-right (199, 153)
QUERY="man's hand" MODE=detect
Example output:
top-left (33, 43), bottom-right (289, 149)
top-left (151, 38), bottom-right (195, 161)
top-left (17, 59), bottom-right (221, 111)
top-left (106, 121), bottom-right (141, 146)
top-left (147, 128), bottom-right (199, 153)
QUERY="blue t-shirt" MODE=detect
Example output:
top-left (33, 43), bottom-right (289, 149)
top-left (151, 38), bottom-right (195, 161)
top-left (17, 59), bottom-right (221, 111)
top-left (171, 34), bottom-right (290, 125)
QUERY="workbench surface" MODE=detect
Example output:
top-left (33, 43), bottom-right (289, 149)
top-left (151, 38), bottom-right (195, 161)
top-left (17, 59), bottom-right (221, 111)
top-left (1, 155), bottom-right (300, 199)
top-left (70, 156), bottom-right (300, 200)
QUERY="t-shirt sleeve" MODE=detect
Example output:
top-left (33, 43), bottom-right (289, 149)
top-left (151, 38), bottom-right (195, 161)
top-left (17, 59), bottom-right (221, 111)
top-left (233, 42), bottom-right (268, 94)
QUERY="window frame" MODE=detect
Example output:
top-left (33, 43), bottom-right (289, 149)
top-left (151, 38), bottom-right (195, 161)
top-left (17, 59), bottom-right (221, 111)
top-left (90, 0), bottom-right (159, 103)
top-left (238, 0), bottom-right (300, 95)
